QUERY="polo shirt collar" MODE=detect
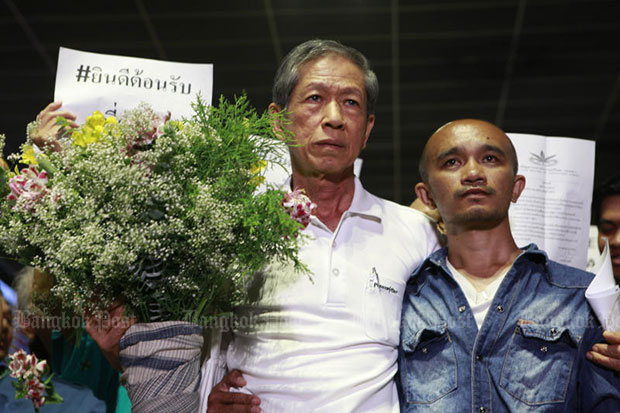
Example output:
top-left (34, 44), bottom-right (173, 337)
top-left (284, 175), bottom-right (384, 224)
top-left (347, 176), bottom-right (383, 222)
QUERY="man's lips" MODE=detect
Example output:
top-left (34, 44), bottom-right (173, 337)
top-left (456, 187), bottom-right (495, 197)
top-left (314, 140), bottom-right (344, 150)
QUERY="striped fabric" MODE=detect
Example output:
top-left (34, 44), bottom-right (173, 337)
top-left (119, 321), bottom-right (203, 413)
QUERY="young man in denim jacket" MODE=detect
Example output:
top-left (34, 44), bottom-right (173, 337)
top-left (398, 119), bottom-right (620, 412)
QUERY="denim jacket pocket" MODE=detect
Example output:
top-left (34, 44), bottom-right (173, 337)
top-left (364, 274), bottom-right (405, 344)
top-left (500, 322), bottom-right (580, 405)
top-left (402, 323), bottom-right (458, 404)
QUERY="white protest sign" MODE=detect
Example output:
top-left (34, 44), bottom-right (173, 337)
top-left (508, 133), bottom-right (595, 269)
top-left (54, 47), bottom-right (213, 122)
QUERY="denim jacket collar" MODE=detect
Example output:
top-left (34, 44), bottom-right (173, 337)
top-left (411, 243), bottom-right (547, 282)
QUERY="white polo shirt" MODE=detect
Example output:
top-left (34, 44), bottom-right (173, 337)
top-left (226, 177), bottom-right (439, 412)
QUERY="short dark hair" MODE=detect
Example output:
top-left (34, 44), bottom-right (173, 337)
top-left (272, 39), bottom-right (379, 117)
top-left (593, 172), bottom-right (620, 225)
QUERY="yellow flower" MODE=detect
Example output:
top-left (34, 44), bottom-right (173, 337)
top-left (167, 120), bottom-right (184, 131)
top-left (249, 159), bottom-right (268, 187)
top-left (105, 116), bottom-right (120, 138)
top-left (250, 175), bottom-right (266, 187)
top-left (249, 160), bottom-right (268, 175)
top-left (20, 145), bottom-right (38, 165)
top-left (71, 111), bottom-right (119, 147)
top-left (71, 130), bottom-right (89, 147)
top-left (86, 111), bottom-right (106, 129)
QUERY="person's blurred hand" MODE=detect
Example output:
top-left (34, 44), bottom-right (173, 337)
top-left (32, 101), bottom-right (79, 152)
top-left (588, 330), bottom-right (620, 372)
top-left (207, 369), bottom-right (261, 413)
top-left (85, 304), bottom-right (136, 371)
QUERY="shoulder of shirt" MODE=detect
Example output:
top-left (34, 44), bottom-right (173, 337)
top-left (371, 193), bottom-right (437, 227)
top-left (357, 185), bottom-right (441, 253)
top-left (517, 245), bottom-right (594, 288)
top-left (541, 258), bottom-right (594, 289)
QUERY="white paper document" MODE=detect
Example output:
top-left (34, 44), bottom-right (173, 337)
top-left (54, 47), bottom-right (213, 122)
top-left (586, 241), bottom-right (620, 331)
top-left (508, 133), bottom-right (595, 269)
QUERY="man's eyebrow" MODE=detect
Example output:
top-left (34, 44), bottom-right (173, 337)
top-left (436, 147), bottom-right (461, 161)
top-left (480, 144), bottom-right (506, 157)
top-left (435, 143), bottom-right (506, 162)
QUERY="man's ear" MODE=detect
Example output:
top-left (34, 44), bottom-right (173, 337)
top-left (361, 114), bottom-right (375, 150)
top-left (511, 174), bottom-right (526, 203)
top-left (268, 103), bottom-right (284, 136)
top-left (415, 182), bottom-right (437, 209)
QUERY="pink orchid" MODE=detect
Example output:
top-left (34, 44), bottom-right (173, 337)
top-left (32, 396), bottom-right (46, 409)
top-left (34, 359), bottom-right (47, 374)
top-left (282, 189), bottom-right (316, 229)
top-left (8, 349), bottom-right (28, 379)
top-left (8, 349), bottom-right (59, 410)
top-left (7, 165), bottom-right (49, 210)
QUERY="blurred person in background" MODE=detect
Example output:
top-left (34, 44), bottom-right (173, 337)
top-left (593, 173), bottom-right (620, 283)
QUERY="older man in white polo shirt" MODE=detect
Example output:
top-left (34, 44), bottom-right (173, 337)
top-left (205, 39), bottom-right (439, 412)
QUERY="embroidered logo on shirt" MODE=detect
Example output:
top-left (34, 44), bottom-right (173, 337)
top-left (368, 267), bottom-right (398, 294)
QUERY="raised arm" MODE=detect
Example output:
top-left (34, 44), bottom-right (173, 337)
top-left (579, 328), bottom-right (620, 409)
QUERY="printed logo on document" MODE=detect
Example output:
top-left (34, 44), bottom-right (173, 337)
top-left (529, 150), bottom-right (558, 167)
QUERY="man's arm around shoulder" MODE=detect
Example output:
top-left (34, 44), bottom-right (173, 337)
top-left (577, 320), bottom-right (620, 410)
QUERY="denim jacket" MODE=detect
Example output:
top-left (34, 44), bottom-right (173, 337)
top-left (398, 245), bottom-right (620, 412)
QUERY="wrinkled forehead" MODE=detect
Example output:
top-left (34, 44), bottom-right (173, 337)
top-left (297, 54), bottom-right (364, 83)
top-left (428, 122), bottom-right (511, 157)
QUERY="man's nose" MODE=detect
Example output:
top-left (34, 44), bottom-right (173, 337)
top-left (462, 159), bottom-right (486, 185)
top-left (323, 100), bottom-right (344, 129)
top-left (610, 229), bottom-right (620, 246)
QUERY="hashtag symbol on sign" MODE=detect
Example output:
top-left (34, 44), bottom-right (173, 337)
top-left (75, 65), bottom-right (91, 82)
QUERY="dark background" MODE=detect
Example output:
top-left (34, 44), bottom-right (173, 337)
top-left (2, 0), bottom-right (619, 202)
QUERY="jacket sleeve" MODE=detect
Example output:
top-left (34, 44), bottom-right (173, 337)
top-left (576, 317), bottom-right (620, 411)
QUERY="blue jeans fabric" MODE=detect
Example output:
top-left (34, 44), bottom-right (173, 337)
top-left (399, 245), bottom-right (620, 412)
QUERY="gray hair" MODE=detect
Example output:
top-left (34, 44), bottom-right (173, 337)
top-left (272, 39), bottom-right (379, 117)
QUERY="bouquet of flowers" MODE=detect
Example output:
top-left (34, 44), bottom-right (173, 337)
top-left (0, 95), bottom-right (308, 323)
top-left (2, 350), bottom-right (63, 412)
